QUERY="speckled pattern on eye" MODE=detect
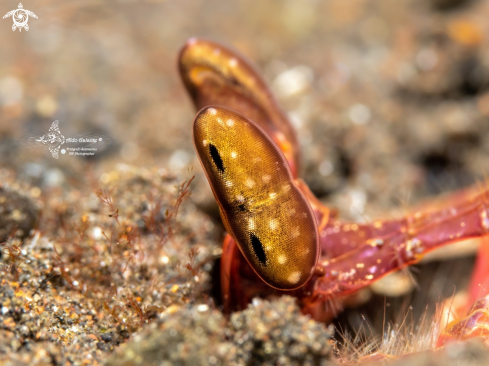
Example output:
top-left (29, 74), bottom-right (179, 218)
top-left (193, 105), bottom-right (319, 290)
top-left (180, 38), bottom-right (300, 178)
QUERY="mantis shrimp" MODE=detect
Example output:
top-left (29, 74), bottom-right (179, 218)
top-left (178, 37), bottom-right (489, 347)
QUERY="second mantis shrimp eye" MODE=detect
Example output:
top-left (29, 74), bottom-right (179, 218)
top-left (179, 38), bottom-right (301, 177)
top-left (193, 106), bottom-right (319, 290)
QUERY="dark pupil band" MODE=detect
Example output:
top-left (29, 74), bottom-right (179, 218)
top-left (250, 233), bottom-right (267, 266)
top-left (209, 143), bottom-right (225, 173)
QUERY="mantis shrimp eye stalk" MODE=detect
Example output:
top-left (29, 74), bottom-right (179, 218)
top-left (192, 105), bottom-right (319, 290)
top-left (182, 39), bottom-right (489, 341)
top-left (179, 38), bottom-right (300, 178)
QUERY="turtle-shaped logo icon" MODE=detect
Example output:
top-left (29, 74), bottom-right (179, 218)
top-left (3, 3), bottom-right (37, 32)
top-left (36, 121), bottom-right (66, 159)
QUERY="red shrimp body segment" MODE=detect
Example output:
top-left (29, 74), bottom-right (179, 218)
top-left (438, 294), bottom-right (489, 346)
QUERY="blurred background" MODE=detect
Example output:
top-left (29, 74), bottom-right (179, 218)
top-left (1, 0), bottom-right (489, 218)
top-left (2, 0), bottom-right (489, 220)
top-left (1, 0), bottom-right (489, 355)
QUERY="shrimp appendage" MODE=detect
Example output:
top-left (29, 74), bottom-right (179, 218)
top-left (179, 37), bottom-right (489, 346)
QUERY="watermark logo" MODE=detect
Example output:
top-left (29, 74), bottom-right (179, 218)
top-left (36, 120), bottom-right (65, 159)
top-left (3, 3), bottom-right (37, 32)
top-left (26, 120), bottom-right (110, 159)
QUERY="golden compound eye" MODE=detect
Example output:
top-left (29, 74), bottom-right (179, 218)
top-left (193, 106), bottom-right (319, 290)
top-left (180, 38), bottom-right (300, 178)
